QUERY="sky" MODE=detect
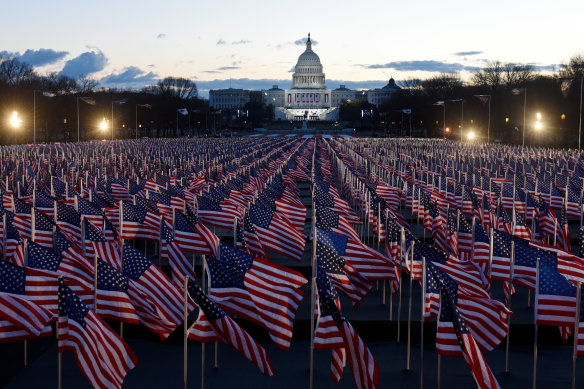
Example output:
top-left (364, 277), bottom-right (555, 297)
top-left (1, 0), bottom-right (582, 97)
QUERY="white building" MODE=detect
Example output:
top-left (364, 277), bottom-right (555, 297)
top-left (367, 78), bottom-right (401, 106)
top-left (209, 88), bottom-right (250, 110)
top-left (210, 34), bottom-right (401, 119)
top-left (267, 33), bottom-right (339, 121)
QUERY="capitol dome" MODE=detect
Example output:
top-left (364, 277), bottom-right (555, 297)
top-left (292, 33), bottom-right (326, 89)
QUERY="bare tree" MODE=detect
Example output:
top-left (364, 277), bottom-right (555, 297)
top-left (422, 73), bottom-right (462, 99)
top-left (155, 77), bottom-right (198, 100)
top-left (502, 63), bottom-right (535, 87)
top-left (471, 60), bottom-right (504, 89)
top-left (559, 53), bottom-right (584, 78)
top-left (77, 76), bottom-right (99, 93)
top-left (0, 57), bottom-right (36, 86)
top-left (398, 77), bottom-right (425, 95)
top-left (472, 60), bottom-right (535, 88)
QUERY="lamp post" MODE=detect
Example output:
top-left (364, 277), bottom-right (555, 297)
top-left (449, 99), bottom-right (465, 142)
top-left (433, 101), bottom-right (446, 139)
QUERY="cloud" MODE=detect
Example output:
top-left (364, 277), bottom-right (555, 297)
top-left (202, 70), bottom-right (222, 74)
top-left (453, 51), bottom-right (483, 56)
top-left (100, 66), bottom-right (158, 89)
top-left (363, 60), bottom-right (479, 73)
top-left (59, 49), bottom-right (108, 78)
top-left (0, 48), bottom-right (68, 67)
top-left (294, 37), bottom-right (317, 46)
top-left (19, 48), bottom-right (68, 66)
top-left (157, 33), bottom-right (166, 39)
top-left (289, 67), bottom-right (295, 72)
top-left (218, 66), bottom-right (240, 71)
top-left (529, 63), bottom-right (558, 72)
top-left (232, 40), bottom-right (251, 45)
top-left (216, 39), bottom-right (226, 45)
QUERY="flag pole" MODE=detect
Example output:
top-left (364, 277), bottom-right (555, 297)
top-left (33, 90), bottom-right (36, 145)
top-left (201, 254), bottom-right (206, 389)
top-left (77, 96), bottom-right (80, 143)
top-left (579, 77), bottom-right (583, 152)
top-left (420, 256), bottom-right (426, 389)
top-left (397, 228), bottom-right (406, 342)
top-left (572, 282), bottom-right (581, 389)
top-left (533, 258), bottom-right (540, 389)
top-left (523, 89), bottom-right (527, 147)
top-left (505, 241), bottom-right (515, 373)
top-left (184, 276), bottom-right (189, 389)
top-left (309, 184), bottom-right (317, 389)
top-left (406, 240), bottom-right (414, 371)
top-left (135, 104), bottom-right (138, 140)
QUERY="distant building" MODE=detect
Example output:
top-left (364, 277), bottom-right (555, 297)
top-left (331, 85), bottom-right (359, 107)
top-left (367, 78), bottom-right (401, 106)
top-left (209, 88), bottom-right (250, 110)
top-left (209, 34), bottom-right (401, 118)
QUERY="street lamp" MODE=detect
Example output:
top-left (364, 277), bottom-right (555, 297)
top-left (100, 118), bottom-right (108, 133)
top-left (467, 130), bottom-right (476, 140)
top-left (10, 111), bottom-right (21, 129)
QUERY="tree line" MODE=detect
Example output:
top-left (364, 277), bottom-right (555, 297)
top-left (1, 53), bottom-right (584, 146)
top-left (344, 54), bottom-right (584, 147)
top-left (0, 55), bottom-right (207, 144)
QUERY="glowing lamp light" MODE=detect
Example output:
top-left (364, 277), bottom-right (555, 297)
top-left (536, 112), bottom-right (542, 120)
top-left (10, 111), bottom-right (21, 128)
top-left (467, 130), bottom-right (476, 140)
top-left (445, 127), bottom-right (450, 133)
top-left (534, 121), bottom-right (543, 130)
top-left (561, 114), bottom-right (566, 120)
top-left (99, 118), bottom-right (108, 131)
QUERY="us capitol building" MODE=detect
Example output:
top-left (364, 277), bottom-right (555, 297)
top-left (209, 34), bottom-right (401, 121)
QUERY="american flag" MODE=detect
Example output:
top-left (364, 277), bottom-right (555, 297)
top-left (120, 201), bottom-right (160, 241)
top-left (12, 197), bottom-right (32, 239)
top-left (535, 261), bottom-right (577, 327)
top-left (34, 190), bottom-right (56, 218)
top-left (314, 187), bottom-right (360, 224)
top-left (206, 242), bottom-right (306, 351)
top-left (248, 202), bottom-right (306, 261)
top-left (76, 196), bottom-right (104, 228)
top-left (0, 261), bottom-right (54, 342)
top-left (275, 197), bottom-right (307, 234)
top-left (314, 266), bottom-right (380, 389)
top-left (26, 239), bottom-right (93, 303)
top-left (197, 195), bottom-right (240, 230)
top-left (160, 221), bottom-right (197, 285)
top-left (84, 218), bottom-right (122, 270)
top-left (173, 209), bottom-right (219, 257)
top-left (555, 205), bottom-right (570, 251)
top-left (122, 243), bottom-right (191, 331)
top-left (241, 211), bottom-right (267, 259)
top-left (187, 278), bottom-right (274, 376)
top-left (33, 208), bottom-right (56, 249)
top-left (0, 291), bottom-right (53, 342)
top-left (316, 238), bottom-right (371, 308)
top-left (316, 203), bottom-right (361, 243)
top-left (317, 228), bottom-right (398, 289)
top-left (0, 259), bottom-right (59, 315)
top-left (56, 202), bottom-right (82, 240)
top-left (57, 279), bottom-right (138, 389)
top-left (1, 211), bottom-right (24, 265)
top-left (429, 263), bottom-right (501, 389)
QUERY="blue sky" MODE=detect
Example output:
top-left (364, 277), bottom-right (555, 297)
top-left (1, 0), bottom-right (581, 97)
